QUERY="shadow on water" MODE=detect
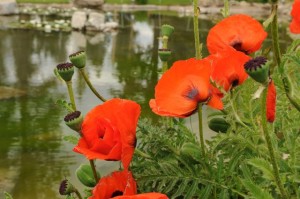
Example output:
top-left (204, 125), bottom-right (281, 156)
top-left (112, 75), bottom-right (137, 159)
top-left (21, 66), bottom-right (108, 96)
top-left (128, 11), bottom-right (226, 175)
top-left (0, 11), bottom-right (293, 198)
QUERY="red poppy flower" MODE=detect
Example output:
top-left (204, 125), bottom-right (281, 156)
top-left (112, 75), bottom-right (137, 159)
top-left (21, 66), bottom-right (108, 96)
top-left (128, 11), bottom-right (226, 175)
top-left (112, 193), bottom-right (169, 199)
top-left (73, 98), bottom-right (141, 170)
top-left (266, 80), bottom-right (276, 123)
top-left (290, 0), bottom-right (300, 33)
top-left (207, 14), bottom-right (267, 55)
top-left (90, 170), bottom-right (137, 199)
top-left (149, 58), bottom-right (223, 118)
top-left (207, 47), bottom-right (251, 91)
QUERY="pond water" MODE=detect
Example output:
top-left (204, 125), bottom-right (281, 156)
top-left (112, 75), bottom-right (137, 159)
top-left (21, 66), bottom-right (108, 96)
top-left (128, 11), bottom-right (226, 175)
top-left (0, 11), bottom-right (292, 198)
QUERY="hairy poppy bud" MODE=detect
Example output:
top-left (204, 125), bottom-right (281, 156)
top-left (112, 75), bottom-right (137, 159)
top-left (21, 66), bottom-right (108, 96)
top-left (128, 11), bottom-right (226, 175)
top-left (69, 51), bottom-right (86, 69)
top-left (64, 111), bottom-right (83, 132)
top-left (244, 56), bottom-right (269, 84)
top-left (56, 62), bottom-right (74, 82)
top-left (266, 80), bottom-right (276, 123)
top-left (161, 24), bottom-right (174, 37)
top-left (59, 179), bottom-right (76, 195)
top-left (76, 164), bottom-right (100, 187)
top-left (180, 142), bottom-right (201, 163)
top-left (208, 117), bottom-right (230, 133)
top-left (158, 49), bottom-right (171, 62)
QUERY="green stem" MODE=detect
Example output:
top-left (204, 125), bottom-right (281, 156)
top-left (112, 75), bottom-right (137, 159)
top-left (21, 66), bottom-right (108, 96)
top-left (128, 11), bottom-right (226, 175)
top-left (271, 3), bottom-right (300, 112)
top-left (89, 159), bottom-right (99, 183)
top-left (66, 81), bottom-right (76, 111)
top-left (193, 0), bottom-right (201, 59)
top-left (74, 189), bottom-right (83, 199)
top-left (135, 148), bottom-right (152, 159)
top-left (271, 3), bottom-right (281, 72)
top-left (162, 61), bottom-right (168, 72)
top-left (198, 105), bottom-right (205, 157)
top-left (79, 68), bottom-right (107, 102)
top-left (261, 87), bottom-right (288, 199)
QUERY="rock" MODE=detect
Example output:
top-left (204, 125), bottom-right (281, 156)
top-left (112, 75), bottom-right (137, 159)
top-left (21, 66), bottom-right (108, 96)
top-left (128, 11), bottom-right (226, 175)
top-left (0, 0), bottom-right (17, 15)
top-left (73, 0), bottom-right (104, 9)
top-left (102, 22), bottom-right (118, 32)
top-left (71, 11), bottom-right (87, 30)
top-left (85, 12), bottom-right (105, 31)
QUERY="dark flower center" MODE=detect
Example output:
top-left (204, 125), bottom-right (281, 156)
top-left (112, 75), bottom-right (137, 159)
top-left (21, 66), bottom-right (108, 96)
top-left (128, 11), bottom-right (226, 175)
top-left (244, 56), bottom-right (267, 71)
top-left (69, 50), bottom-right (84, 57)
top-left (231, 41), bottom-right (249, 54)
top-left (59, 180), bottom-right (68, 195)
top-left (57, 62), bottom-right (73, 70)
top-left (231, 79), bottom-right (239, 88)
top-left (64, 111), bottom-right (81, 122)
top-left (186, 88), bottom-right (199, 100)
top-left (111, 190), bottom-right (123, 197)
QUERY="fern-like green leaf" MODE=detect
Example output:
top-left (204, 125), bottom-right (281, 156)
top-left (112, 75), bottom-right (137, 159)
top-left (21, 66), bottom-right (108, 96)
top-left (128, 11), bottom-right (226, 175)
top-left (63, 135), bottom-right (79, 145)
top-left (241, 180), bottom-right (273, 199)
top-left (247, 158), bottom-right (274, 181)
top-left (4, 192), bottom-right (13, 199)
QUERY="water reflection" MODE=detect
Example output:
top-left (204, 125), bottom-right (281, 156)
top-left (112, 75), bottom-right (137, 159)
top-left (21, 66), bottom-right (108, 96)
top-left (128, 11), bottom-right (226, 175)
top-left (0, 11), bottom-right (292, 198)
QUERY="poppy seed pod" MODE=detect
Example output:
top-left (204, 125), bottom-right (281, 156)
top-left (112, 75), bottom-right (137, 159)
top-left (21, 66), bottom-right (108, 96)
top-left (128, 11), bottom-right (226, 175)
top-left (76, 164), bottom-right (100, 187)
top-left (158, 49), bottom-right (171, 62)
top-left (69, 51), bottom-right (86, 69)
top-left (59, 179), bottom-right (76, 195)
top-left (161, 24), bottom-right (174, 37)
top-left (244, 56), bottom-right (269, 84)
top-left (64, 111), bottom-right (83, 132)
top-left (56, 62), bottom-right (74, 82)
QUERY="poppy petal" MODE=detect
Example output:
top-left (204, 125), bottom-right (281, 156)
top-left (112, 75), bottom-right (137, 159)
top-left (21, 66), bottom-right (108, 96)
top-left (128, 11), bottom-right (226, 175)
top-left (90, 170), bottom-right (137, 199)
top-left (112, 193), bottom-right (169, 199)
top-left (207, 14), bottom-right (267, 54)
top-left (266, 80), bottom-right (276, 123)
top-left (150, 58), bottom-right (220, 117)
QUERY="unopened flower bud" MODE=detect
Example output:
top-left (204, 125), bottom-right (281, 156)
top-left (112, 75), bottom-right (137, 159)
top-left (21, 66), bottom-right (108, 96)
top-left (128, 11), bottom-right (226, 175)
top-left (59, 179), bottom-right (76, 195)
top-left (69, 51), bottom-right (86, 69)
top-left (244, 56), bottom-right (269, 84)
top-left (64, 111), bottom-right (83, 132)
top-left (161, 24), bottom-right (174, 37)
top-left (56, 62), bottom-right (74, 82)
top-left (76, 164), bottom-right (100, 187)
top-left (158, 49), bottom-right (171, 62)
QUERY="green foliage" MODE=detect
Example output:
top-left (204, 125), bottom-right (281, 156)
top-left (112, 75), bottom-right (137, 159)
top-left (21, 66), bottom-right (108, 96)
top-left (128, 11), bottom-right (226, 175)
top-left (135, 0), bottom-right (147, 5)
top-left (63, 135), bottom-right (79, 145)
top-left (56, 99), bottom-right (75, 113)
top-left (3, 192), bottom-right (13, 199)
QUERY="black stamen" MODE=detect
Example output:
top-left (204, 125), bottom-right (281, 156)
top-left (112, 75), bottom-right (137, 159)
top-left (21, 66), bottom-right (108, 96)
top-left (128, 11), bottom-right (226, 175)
top-left (64, 111), bottom-right (81, 122)
top-left (111, 190), bottom-right (123, 197)
top-left (59, 180), bottom-right (68, 195)
top-left (231, 41), bottom-right (249, 54)
top-left (244, 56), bottom-right (267, 71)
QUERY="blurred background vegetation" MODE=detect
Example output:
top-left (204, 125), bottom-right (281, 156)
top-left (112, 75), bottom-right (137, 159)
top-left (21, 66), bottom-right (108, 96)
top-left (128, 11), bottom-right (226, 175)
top-left (15, 0), bottom-right (295, 5)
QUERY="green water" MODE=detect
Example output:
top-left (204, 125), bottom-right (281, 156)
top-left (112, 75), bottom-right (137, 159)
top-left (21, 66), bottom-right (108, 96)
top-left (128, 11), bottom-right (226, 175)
top-left (0, 11), bottom-right (292, 198)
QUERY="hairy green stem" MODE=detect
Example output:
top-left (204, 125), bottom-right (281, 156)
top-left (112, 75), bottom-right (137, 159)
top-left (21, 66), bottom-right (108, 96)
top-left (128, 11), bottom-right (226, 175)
top-left (193, 0), bottom-right (201, 59)
top-left (89, 159), bottom-right (99, 183)
top-left (261, 87), bottom-right (288, 199)
top-left (162, 36), bottom-right (168, 49)
top-left (271, 3), bottom-right (300, 112)
top-left (79, 68), bottom-right (107, 102)
top-left (74, 189), bottom-right (83, 199)
top-left (66, 81), bottom-right (76, 111)
top-left (198, 106), bottom-right (206, 157)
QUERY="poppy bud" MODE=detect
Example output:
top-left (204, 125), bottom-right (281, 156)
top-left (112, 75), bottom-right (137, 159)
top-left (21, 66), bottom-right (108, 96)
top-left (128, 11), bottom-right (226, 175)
top-left (64, 111), bottom-right (83, 132)
top-left (69, 51), bottom-right (86, 69)
top-left (161, 24), bottom-right (174, 37)
top-left (76, 164), bottom-right (100, 187)
top-left (158, 49), bottom-right (171, 62)
top-left (266, 80), bottom-right (276, 123)
top-left (208, 117), bottom-right (230, 133)
top-left (244, 56), bottom-right (269, 84)
top-left (180, 142), bottom-right (201, 162)
top-left (56, 62), bottom-right (74, 82)
top-left (59, 179), bottom-right (76, 195)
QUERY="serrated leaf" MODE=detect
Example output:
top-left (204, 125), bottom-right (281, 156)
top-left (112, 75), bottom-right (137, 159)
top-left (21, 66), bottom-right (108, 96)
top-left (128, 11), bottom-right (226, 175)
top-left (56, 99), bottom-right (74, 112)
top-left (241, 180), bottom-right (273, 199)
top-left (63, 135), bottom-right (79, 145)
top-left (247, 158), bottom-right (274, 181)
